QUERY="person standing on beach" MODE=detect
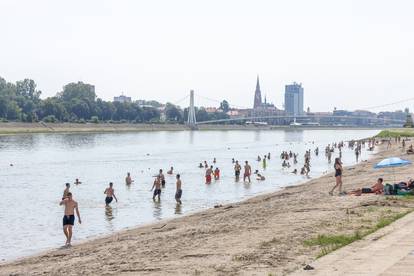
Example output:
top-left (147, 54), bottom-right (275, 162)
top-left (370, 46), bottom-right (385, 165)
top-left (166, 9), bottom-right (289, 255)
top-left (244, 161), bottom-right (251, 183)
top-left (62, 183), bottom-right (70, 200)
top-left (152, 176), bottom-right (162, 201)
top-left (60, 192), bottom-right (81, 247)
top-left (175, 174), bottom-right (182, 205)
top-left (330, 158), bottom-right (344, 196)
top-left (234, 161), bottom-right (241, 182)
top-left (104, 182), bottom-right (118, 206)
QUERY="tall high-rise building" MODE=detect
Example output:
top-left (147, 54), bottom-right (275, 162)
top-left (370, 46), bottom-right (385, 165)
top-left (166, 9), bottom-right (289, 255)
top-left (284, 82), bottom-right (304, 116)
top-left (253, 76), bottom-right (262, 109)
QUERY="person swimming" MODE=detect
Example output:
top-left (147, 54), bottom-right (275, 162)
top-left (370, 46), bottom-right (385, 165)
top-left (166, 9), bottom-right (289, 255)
top-left (74, 178), bottom-right (82, 185)
top-left (256, 173), bottom-right (265, 181)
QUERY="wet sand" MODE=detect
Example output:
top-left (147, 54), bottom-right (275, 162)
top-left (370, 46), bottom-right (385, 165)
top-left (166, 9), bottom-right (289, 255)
top-left (1, 143), bottom-right (414, 276)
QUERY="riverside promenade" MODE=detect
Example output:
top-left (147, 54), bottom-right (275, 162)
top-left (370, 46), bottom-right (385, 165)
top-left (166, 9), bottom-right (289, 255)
top-left (292, 211), bottom-right (414, 276)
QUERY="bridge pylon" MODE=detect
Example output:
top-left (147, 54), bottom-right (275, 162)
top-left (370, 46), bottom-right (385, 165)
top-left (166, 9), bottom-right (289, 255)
top-left (187, 90), bottom-right (198, 130)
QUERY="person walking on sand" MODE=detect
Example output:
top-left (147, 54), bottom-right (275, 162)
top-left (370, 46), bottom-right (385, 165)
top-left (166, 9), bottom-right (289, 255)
top-left (330, 158), bottom-right (344, 196)
top-left (151, 176), bottom-right (162, 201)
top-left (62, 183), bottom-right (70, 200)
top-left (234, 160), bottom-right (241, 182)
top-left (175, 174), bottom-right (182, 205)
top-left (125, 172), bottom-right (133, 185)
top-left (60, 192), bottom-right (81, 247)
top-left (104, 182), bottom-right (118, 206)
top-left (243, 161), bottom-right (251, 183)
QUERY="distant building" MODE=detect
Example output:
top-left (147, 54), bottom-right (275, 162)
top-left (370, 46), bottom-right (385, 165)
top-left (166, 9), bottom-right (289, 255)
top-left (113, 95), bottom-right (132, 103)
top-left (253, 76), bottom-right (262, 109)
top-left (284, 82), bottom-right (304, 116)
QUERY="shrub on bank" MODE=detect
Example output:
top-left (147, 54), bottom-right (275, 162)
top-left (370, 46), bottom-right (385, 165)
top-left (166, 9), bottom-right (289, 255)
top-left (376, 129), bottom-right (414, 138)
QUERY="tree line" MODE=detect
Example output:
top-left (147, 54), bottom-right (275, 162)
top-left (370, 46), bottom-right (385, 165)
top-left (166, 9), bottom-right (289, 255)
top-left (0, 77), bottom-right (230, 124)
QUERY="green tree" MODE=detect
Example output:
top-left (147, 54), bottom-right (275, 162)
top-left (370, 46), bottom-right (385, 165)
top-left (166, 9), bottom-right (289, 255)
top-left (220, 100), bottom-right (230, 113)
top-left (165, 103), bottom-right (183, 122)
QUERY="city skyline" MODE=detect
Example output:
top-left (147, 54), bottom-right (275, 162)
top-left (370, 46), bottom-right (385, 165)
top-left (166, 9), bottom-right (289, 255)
top-left (1, 0), bottom-right (414, 112)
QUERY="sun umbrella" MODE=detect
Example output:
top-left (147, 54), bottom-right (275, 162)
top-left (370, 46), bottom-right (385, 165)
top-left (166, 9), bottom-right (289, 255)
top-left (374, 157), bottom-right (411, 182)
top-left (374, 157), bottom-right (411, 169)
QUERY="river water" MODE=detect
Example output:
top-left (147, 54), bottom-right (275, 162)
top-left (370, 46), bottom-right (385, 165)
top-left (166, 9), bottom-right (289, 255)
top-left (0, 129), bottom-right (379, 261)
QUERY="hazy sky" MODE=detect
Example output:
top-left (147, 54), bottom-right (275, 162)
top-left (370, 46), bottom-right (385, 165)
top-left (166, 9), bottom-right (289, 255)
top-left (1, 0), bottom-right (414, 111)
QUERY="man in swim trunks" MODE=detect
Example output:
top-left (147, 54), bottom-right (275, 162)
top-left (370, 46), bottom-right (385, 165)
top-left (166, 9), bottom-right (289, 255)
top-left (159, 169), bottom-right (166, 187)
top-left (152, 176), bottom-right (162, 201)
top-left (62, 183), bottom-right (70, 200)
top-left (349, 178), bottom-right (384, 196)
top-left (59, 192), bottom-right (81, 246)
top-left (104, 182), bottom-right (118, 206)
top-left (125, 172), bottom-right (133, 185)
top-left (234, 160), bottom-right (241, 181)
top-left (243, 161), bottom-right (251, 183)
top-left (175, 174), bottom-right (182, 205)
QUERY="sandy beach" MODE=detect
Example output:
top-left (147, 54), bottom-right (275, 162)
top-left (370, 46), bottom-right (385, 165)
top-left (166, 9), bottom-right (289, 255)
top-left (1, 142), bottom-right (414, 276)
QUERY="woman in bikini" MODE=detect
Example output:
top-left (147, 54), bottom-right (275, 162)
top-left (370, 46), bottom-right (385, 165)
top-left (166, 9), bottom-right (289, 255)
top-left (330, 158), bottom-right (344, 195)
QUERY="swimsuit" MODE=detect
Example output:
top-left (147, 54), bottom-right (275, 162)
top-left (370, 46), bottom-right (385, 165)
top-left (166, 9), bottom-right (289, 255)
top-left (334, 166), bottom-right (342, 177)
top-left (235, 170), bottom-right (240, 177)
top-left (105, 196), bottom-right (113, 205)
top-left (63, 215), bottom-right (75, 226)
top-left (206, 175), bottom-right (212, 183)
top-left (175, 189), bottom-right (182, 200)
top-left (153, 188), bottom-right (161, 197)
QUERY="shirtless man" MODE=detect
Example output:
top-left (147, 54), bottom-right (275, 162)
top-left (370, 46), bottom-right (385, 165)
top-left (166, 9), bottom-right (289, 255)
top-left (234, 161), bottom-right (241, 181)
top-left (243, 161), bottom-right (251, 183)
top-left (159, 169), bottom-right (166, 188)
top-left (167, 167), bottom-right (174, 175)
top-left (59, 192), bottom-right (81, 247)
top-left (104, 182), bottom-right (118, 206)
top-left (151, 176), bottom-right (162, 201)
top-left (125, 172), bottom-right (133, 185)
top-left (62, 183), bottom-right (70, 200)
top-left (175, 174), bottom-right (182, 205)
top-left (349, 178), bottom-right (384, 196)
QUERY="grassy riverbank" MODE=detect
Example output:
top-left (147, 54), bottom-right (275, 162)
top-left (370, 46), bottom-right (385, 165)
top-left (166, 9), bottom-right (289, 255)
top-left (1, 144), bottom-right (414, 275)
top-left (375, 129), bottom-right (414, 138)
top-left (0, 122), bottom-right (391, 135)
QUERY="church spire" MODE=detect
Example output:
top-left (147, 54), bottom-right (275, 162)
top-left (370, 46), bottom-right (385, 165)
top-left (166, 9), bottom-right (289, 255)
top-left (253, 75), bottom-right (262, 109)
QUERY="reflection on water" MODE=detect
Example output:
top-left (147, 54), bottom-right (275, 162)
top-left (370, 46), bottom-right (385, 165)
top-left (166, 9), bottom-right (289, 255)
top-left (174, 204), bottom-right (182, 215)
top-left (0, 129), bottom-right (380, 261)
top-left (105, 206), bottom-right (114, 221)
top-left (153, 201), bottom-right (162, 220)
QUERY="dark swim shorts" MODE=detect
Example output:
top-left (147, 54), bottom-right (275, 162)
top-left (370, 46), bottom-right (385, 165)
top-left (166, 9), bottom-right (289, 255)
top-left (63, 215), bottom-right (75, 226)
top-left (175, 189), bottom-right (182, 199)
top-left (153, 189), bottom-right (161, 197)
top-left (235, 170), bottom-right (240, 177)
top-left (105, 196), bottom-right (113, 205)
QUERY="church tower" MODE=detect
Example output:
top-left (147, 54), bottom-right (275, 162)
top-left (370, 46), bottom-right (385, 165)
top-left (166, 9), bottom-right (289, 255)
top-left (253, 75), bottom-right (262, 109)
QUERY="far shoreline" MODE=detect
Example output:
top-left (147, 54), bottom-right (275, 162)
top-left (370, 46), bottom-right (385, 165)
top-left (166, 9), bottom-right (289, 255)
top-left (0, 122), bottom-right (387, 135)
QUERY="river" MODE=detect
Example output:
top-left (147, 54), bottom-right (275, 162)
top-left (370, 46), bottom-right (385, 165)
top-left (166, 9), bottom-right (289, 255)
top-left (0, 129), bottom-right (379, 261)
